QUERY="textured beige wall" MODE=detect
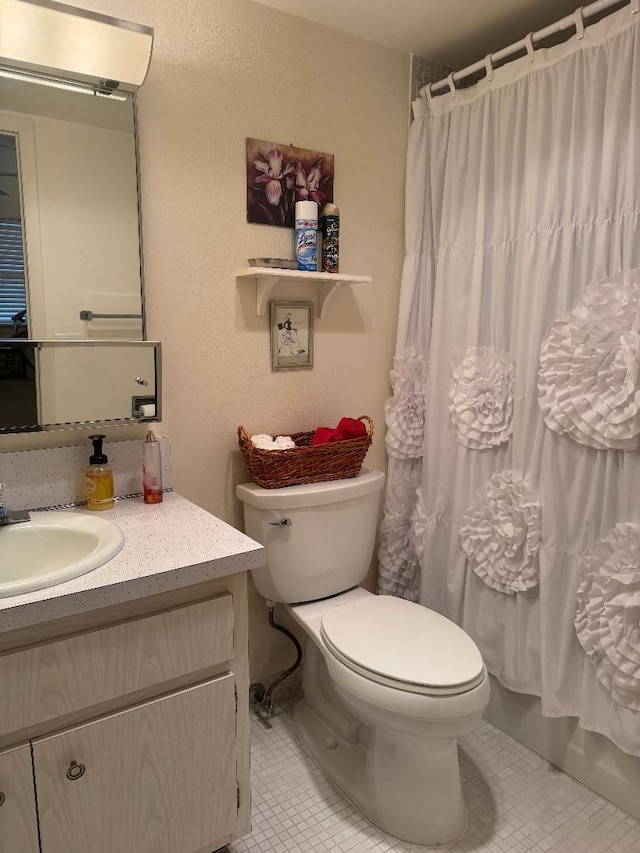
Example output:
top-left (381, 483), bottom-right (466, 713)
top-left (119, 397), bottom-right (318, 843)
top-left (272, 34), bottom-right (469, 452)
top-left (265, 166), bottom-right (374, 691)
top-left (0, 0), bottom-right (409, 682)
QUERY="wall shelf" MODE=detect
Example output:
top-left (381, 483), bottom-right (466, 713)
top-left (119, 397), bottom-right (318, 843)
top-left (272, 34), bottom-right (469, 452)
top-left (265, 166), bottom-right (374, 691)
top-left (235, 267), bottom-right (373, 318)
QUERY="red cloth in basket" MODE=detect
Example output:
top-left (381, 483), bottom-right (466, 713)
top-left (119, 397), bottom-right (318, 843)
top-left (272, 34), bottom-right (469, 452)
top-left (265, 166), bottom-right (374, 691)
top-left (312, 417), bottom-right (367, 446)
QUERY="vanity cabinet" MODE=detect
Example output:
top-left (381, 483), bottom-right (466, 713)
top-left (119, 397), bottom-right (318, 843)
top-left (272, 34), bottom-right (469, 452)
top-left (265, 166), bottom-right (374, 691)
top-left (33, 677), bottom-right (237, 853)
top-left (0, 572), bottom-right (251, 853)
top-left (0, 743), bottom-right (40, 853)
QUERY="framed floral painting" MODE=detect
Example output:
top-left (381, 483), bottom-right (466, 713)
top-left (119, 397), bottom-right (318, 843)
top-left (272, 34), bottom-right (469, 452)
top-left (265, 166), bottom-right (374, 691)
top-left (270, 301), bottom-right (314, 370)
top-left (247, 138), bottom-right (334, 228)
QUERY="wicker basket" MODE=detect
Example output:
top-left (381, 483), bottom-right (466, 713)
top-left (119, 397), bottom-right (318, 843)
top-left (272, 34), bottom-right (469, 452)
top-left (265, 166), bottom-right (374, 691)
top-left (237, 416), bottom-right (373, 489)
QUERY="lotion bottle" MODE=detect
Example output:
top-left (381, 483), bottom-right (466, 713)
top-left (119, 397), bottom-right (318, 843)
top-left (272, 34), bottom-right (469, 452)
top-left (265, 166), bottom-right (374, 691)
top-left (142, 430), bottom-right (163, 504)
top-left (86, 434), bottom-right (114, 511)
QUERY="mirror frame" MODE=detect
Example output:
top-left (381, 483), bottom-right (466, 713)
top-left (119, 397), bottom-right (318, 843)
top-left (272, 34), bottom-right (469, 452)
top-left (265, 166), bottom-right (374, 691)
top-left (0, 88), bottom-right (157, 433)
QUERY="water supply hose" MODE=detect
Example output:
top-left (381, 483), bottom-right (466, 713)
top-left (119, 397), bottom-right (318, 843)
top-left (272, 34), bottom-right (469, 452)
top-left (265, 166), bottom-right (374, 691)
top-left (250, 602), bottom-right (303, 716)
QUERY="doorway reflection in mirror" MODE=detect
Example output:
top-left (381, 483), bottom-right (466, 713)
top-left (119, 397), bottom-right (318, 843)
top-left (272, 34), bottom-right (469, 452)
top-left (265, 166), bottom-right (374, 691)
top-left (0, 79), bottom-right (143, 342)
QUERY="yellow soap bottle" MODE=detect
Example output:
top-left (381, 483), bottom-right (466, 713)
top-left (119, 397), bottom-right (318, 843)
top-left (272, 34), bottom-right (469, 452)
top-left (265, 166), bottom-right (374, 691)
top-left (86, 434), bottom-right (114, 511)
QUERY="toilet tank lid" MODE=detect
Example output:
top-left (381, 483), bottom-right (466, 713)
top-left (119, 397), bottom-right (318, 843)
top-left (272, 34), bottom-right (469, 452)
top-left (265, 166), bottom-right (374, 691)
top-left (321, 595), bottom-right (485, 690)
top-left (236, 469), bottom-right (385, 510)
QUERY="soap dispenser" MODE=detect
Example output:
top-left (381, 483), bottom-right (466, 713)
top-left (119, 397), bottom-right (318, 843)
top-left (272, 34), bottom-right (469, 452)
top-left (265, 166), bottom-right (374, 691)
top-left (86, 434), bottom-right (114, 511)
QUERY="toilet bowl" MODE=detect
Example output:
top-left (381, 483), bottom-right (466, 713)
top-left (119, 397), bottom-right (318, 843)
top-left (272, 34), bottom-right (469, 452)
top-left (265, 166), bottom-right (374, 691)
top-left (236, 471), bottom-right (490, 846)
top-left (288, 587), bottom-right (489, 846)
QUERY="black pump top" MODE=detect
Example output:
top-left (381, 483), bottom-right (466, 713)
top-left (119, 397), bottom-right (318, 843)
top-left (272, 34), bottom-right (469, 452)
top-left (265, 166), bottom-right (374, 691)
top-left (89, 434), bottom-right (108, 465)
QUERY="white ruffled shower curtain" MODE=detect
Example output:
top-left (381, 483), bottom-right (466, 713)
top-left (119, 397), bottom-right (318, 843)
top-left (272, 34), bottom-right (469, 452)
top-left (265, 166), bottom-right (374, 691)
top-left (379, 4), bottom-right (640, 756)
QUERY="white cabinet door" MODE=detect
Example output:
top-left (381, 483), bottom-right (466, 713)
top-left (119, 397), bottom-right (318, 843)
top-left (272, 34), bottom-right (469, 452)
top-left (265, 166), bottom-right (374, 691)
top-left (0, 743), bottom-right (40, 853)
top-left (33, 675), bottom-right (238, 853)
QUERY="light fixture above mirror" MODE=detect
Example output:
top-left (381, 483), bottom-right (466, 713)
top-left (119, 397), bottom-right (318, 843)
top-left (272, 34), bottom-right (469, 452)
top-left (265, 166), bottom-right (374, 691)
top-left (0, 67), bottom-right (130, 100)
top-left (0, 0), bottom-right (153, 97)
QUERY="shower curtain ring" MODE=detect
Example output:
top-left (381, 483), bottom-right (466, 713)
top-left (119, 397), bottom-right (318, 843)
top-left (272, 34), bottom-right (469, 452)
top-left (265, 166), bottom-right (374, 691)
top-left (574, 7), bottom-right (586, 39)
top-left (525, 32), bottom-right (535, 63)
top-left (447, 72), bottom-right (456, 96)
top-left (484, 54), bottom-right (494, 82)
top-left (424, 82), bottom-right (435, 103)
top-left (632, 0), bottom-right (639, 14)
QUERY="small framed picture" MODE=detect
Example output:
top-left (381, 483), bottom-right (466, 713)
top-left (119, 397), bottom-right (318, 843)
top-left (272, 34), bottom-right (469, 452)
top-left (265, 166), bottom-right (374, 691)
top-left (270, 301), bottom-right (314, 371)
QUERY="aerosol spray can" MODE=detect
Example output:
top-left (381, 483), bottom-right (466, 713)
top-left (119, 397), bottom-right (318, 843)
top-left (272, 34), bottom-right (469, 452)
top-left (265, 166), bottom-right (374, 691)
top-left (295, 200), bottom-right (318, 271)
top-left (321, 203), bottom-right (340, 274)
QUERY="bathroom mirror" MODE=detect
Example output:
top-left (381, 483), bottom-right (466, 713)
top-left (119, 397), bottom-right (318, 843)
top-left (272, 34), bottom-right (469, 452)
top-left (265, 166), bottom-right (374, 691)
top-left (0, 340), bottom-right (160, 433)
top-left (0, 74), bottom-right (148, 432)
top-left (0, 75), bottom-right (143, 340)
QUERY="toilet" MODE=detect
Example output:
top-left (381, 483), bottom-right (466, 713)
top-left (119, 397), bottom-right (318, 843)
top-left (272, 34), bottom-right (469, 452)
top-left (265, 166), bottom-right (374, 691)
top-left (237, 469), bottom-right (490, 846)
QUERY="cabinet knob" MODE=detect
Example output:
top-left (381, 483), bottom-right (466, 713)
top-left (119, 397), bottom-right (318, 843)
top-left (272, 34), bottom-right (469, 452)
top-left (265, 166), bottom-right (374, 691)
top-left (0, 791), bottom-right (5, 807)
top-left (66, 760), bottom-right (86, 781)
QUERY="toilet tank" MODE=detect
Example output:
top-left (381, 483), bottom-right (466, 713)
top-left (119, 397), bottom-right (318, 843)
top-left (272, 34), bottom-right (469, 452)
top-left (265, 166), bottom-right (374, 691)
top-left (236, 469), bottom-right (385, 604)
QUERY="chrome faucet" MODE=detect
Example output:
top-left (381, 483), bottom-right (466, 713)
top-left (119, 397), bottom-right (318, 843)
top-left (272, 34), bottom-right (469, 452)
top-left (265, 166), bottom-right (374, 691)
top-left (0, 484), bottom-right (30, 526)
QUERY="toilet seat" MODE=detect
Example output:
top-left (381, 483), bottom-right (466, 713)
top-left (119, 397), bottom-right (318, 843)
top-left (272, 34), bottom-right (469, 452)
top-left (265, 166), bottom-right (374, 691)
top-left (320, 595), bottom-right (485, 696)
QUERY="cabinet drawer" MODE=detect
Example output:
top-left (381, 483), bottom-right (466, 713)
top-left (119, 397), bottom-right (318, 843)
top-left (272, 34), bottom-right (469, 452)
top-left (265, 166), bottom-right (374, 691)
top-left (33, 675), bottom-right (237, 853)
top-left (0, 594), bottom-right (233, 740)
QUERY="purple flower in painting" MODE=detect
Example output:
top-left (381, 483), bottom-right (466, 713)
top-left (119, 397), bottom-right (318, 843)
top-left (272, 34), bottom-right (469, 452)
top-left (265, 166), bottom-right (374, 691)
top-left (246, 138), bottom-right (333, 228)
top-left (253, 148), bottom-right (295, 206)
top-left (296, 159), bottom-right (326, 207)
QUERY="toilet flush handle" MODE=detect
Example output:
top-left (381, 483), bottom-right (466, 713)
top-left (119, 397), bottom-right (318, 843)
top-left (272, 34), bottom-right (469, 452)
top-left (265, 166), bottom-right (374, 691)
top-left (268, 517), bottom-right (292, 527)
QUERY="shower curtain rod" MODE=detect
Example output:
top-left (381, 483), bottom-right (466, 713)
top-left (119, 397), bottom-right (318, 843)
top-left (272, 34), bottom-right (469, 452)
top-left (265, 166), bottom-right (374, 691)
top-left (422, 0), bottom-right (637, 97)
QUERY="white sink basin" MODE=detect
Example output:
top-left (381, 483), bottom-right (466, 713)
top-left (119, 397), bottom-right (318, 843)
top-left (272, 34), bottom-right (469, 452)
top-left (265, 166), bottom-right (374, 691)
top-left (0, 511), bottom-right (124, 598)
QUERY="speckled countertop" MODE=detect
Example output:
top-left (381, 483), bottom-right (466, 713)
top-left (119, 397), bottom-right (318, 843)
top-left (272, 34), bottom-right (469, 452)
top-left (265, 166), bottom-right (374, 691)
top-left (0, 492), bottom-right (264, 633)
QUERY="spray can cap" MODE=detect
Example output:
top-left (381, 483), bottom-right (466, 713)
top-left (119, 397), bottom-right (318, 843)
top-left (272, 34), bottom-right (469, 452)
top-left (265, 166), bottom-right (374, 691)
top-left (321, 203), bottom-right (339, 217)
top-left (294, 200), bottom-right (318, 219)
top-left (89, 434), bottom-right (108, 465)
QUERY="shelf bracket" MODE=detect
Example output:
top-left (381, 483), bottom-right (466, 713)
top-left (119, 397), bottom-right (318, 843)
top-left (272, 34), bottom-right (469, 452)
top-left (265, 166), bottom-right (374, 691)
top-left (255, 274), bottom-right (280, 316)
top-left (316, 279), bottom-right (342, 319)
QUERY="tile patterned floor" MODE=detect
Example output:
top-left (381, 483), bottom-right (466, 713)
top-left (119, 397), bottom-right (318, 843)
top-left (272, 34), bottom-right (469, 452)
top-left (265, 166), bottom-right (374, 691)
top-left (228, 702), bottom-right (640, 853)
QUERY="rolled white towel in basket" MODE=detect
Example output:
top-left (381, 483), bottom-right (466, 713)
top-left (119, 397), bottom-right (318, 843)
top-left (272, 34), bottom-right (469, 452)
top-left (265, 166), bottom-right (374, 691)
top-left (251, 434), bottom-right (272, 445)
top-left (251, 434), bottom-right (295, 450)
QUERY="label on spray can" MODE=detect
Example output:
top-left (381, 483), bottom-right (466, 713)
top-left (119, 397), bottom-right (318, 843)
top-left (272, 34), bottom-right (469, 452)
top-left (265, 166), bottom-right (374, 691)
top-left (295, 219), bottom-right (318, 271)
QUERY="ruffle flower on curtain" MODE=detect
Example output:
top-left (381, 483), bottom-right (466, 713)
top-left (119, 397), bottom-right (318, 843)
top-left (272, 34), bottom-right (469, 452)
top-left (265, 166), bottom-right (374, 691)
top-left (384, 351), bottom-right (428, 459)
top-left (539, 271), bottom-right (640, 450)
top-left (378, 463), bottom-right (423, 601)
top-left (449, 347), bottom-right (514, 449)
top-left (459, 471), bottom-right (541, 594)
top-left (574, 522), bottom-right (640, 710)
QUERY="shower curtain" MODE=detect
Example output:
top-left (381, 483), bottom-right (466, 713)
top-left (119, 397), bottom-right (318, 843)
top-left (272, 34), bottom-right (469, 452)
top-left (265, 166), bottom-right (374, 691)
top-left (379, 4), bottom-right (640, 757)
